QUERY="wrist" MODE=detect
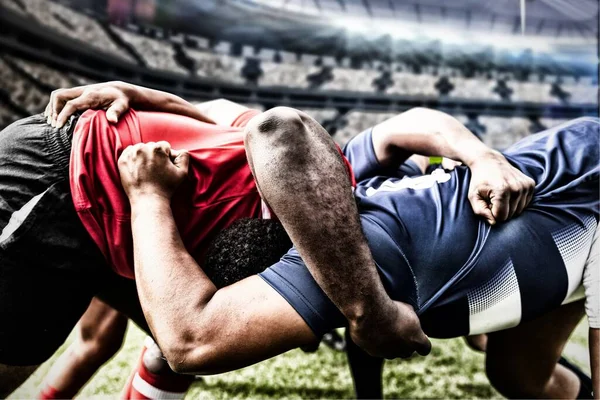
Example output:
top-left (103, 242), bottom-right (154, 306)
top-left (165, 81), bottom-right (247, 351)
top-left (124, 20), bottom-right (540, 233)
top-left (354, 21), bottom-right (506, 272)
top-left (130, 193), bottom-right (171, 214)
top-left (117, 81), bottom-right (142, 106)
top-left (463, 145), bottom-right (501, 168)
top-left (345, 291), bottom-right (394, 329)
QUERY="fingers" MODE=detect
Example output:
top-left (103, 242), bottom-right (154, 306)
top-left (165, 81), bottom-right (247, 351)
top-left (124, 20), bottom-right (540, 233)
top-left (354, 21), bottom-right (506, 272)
top-left (469, 191), bottom-right (496, 225)
top-left (513, 187), bottom-right (529, 216)
top-left (170, 149), bottom-right (190, 172)
top-left (106, 98), bottom-right (129, 124)
top-left (493, 176), bottom-right (536, 222)
top-left (153, 141), bottom-right (172, 156)
top-left (490, 192), bottom-right (510, 223)
top-left (413, 329), bottom-right (432, 357)
top-left (396, 302), bottom-right (431, 358)
top-left (45, 87), bottom-right (84, 127)
top-left (55, 98), bottom-right (88, 128)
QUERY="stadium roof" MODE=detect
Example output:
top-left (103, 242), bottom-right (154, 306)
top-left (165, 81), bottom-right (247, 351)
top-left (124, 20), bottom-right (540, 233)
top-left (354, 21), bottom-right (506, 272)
top-left (241, 0), bottom-right (599, 40)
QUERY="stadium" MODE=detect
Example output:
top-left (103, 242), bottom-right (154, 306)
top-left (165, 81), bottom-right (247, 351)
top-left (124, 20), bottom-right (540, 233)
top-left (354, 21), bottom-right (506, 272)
top-left (0, 0), bottom-right (598, 398)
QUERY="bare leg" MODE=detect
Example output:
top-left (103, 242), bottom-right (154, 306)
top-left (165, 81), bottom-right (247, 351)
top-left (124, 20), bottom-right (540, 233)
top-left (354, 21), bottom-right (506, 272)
top-left (39, 298), bottom-right (128, 398)
top-left (0, 364), bottom-right (38, 397)
top-left (244, 107), bottom-right (429, 358)
top-left (464, 334), bottom-right (488, 353)
top-left (345, 330), bottom-right (384, 399)
top-left (486, 301), bottom-right (585, 398)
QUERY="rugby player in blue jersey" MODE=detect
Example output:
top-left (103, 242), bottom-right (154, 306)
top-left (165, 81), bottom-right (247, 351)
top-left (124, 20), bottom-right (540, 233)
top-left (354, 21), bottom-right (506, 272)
top-left (115, 105), bottom-right (598, 399)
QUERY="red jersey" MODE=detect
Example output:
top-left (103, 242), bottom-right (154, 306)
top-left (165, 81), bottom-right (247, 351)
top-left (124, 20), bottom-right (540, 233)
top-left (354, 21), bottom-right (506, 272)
top-left (70, 108), bottom-right (262, 279)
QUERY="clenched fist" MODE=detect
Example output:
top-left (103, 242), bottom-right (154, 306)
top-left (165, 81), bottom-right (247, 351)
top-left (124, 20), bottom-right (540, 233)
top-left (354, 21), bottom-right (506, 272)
top-left (468, 151), bottom-right (536, 225)
top-left (118, 141), bottom-right (189, 203)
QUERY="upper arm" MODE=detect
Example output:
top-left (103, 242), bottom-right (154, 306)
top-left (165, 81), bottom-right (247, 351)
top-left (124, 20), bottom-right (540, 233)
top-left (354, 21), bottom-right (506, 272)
top-left (174, 275), bottom-right (318, 375)
top-left (344, 127), bottom-right (427, 181)
top-left (193, 99), bottom-right (255, 127)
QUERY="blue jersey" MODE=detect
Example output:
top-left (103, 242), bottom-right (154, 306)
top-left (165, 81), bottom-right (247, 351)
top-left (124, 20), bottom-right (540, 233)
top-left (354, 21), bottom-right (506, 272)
top-left (259, 117), bottom-right (600, 338)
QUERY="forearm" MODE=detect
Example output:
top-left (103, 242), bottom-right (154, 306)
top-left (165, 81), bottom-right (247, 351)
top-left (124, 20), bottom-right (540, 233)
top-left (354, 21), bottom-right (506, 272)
top-left (373, 107), bottom-right (495, 168)
top-left (130, 196), bottom-right (216, 368)
top-left (120, 82), bottom-right (215, 123)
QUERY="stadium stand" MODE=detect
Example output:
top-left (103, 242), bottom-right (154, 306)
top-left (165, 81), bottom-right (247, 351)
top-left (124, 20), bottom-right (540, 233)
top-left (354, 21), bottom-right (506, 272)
top-left (67, 73), bottom-right (96, 86)
top-left (332, 111), bottom-right (397, 146)
top-left (478, 116), bottom-right (532, 150)
top-left (0, 102), bottom-right (21, 128)
top-left (111, 26), bottom-right (187, 74)
top-left (320, 67), bottom-right (381, 92)
top-left (300, 108), bottom-right (338, 125)
top-left (539, 117), bottom-right (571, 129)
top-left (258, 61), bottom-right (317, 88)
top-left (0, 57), bottom-right (48, 115)
top-left (561, 83), bottom-right (599, 104)
top-left (13, 0), bottom-right (134, 62)
top-left (183, 48), bottom-right (245, 84)
top-left (0, 0), bottom-right (26, 14)
top-left (6, 55), bottom-right (78, 89)
top-left (0, 0), bottom-right (596, 147)
top-left (448, 76), bottom-right (502, 101)
top-left (387, 71), bottom-right (438, 97)
top-left (508, 81), bottom-right (559, 104)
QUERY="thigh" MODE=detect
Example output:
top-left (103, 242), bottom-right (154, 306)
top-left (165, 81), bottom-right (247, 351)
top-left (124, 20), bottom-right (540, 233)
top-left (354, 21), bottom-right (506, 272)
top-left (485, 300), bottom-right (585, 398)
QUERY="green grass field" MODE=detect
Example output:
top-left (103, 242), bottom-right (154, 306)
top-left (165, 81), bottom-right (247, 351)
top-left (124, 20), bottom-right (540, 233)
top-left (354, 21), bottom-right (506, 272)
top-left (10, 319), bottom-right (590, 399)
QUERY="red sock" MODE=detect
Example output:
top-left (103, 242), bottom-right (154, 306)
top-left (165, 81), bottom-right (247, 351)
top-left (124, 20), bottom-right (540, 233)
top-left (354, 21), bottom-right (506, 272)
top-left (121, 343), bottom-right (194, 400)
top-left (38, 384), bottom-right (77, 400)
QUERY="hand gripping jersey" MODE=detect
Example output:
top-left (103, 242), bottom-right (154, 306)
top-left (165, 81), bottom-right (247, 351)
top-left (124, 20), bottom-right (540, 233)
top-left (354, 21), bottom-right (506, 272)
top-left (260, 117), bottom-right (599, 338)
top-left (70, 109), bottom-right (262, 279)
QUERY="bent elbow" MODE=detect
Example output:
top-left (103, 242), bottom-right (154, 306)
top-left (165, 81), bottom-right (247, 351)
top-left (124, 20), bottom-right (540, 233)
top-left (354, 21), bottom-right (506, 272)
top-left (162, 337), bottom-right (220, 375)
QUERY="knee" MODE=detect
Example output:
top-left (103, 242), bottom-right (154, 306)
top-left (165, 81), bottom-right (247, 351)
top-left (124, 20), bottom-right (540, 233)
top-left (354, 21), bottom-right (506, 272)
top-left (244, 107), bottom-right (307, 146)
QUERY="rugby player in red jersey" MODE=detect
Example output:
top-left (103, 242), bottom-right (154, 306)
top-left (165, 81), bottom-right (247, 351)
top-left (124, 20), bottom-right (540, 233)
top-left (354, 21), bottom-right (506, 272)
top-left (23, 82), bottom-right (552, 400)
top-left (4, 83), bottom-right (564, 398)
top-left (0, 81), bottom-right (436, 396)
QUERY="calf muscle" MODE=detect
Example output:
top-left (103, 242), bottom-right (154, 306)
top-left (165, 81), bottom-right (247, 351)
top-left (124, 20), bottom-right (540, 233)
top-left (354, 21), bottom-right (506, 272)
top-left (244, 107), bottom-right (383, 322)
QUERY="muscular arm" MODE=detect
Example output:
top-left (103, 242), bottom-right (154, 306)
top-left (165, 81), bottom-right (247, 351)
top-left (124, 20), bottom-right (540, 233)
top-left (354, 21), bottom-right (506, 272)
top-left (117, 142), bottom-right (315, 374)
top-left (372, 108), bottom-right (535, 224)
top-left (130, 196), bottom-right (316, 374)
top-left (372, 107), bottom-right (492, 168)
top-left (47, 81), bottom-right (216, 128)
top-left (124, 83), bottom-right (215, 123)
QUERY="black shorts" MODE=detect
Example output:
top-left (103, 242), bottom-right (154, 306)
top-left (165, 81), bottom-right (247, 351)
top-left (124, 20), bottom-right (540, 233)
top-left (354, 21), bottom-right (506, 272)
top-left (0, 114), bottom-right (147, 366)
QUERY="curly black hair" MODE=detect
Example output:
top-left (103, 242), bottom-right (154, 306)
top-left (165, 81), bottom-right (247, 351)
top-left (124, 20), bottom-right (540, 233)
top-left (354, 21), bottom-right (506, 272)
top-left (203, 218), bottom-right (292, 288)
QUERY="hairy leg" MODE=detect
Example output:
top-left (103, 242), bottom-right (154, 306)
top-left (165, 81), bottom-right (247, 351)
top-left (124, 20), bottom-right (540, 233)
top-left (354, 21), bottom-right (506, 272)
top-left (486, 300), bottom-right (585, 398)
top-left (345, 329), bottom-right (384, 399)
top-left (244, 107), bottom-right (429, 358)
top-left (39, 298), bottom-right (128, 399)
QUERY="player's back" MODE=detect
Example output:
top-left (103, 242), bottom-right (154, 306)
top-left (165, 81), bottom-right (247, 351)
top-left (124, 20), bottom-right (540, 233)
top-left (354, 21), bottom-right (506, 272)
top-left (258, 118), bottom-right (598, 339)
top-left (70, 109), bottom-right (262, 279)
top-left (353, 117), bottom-right (599, 337)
